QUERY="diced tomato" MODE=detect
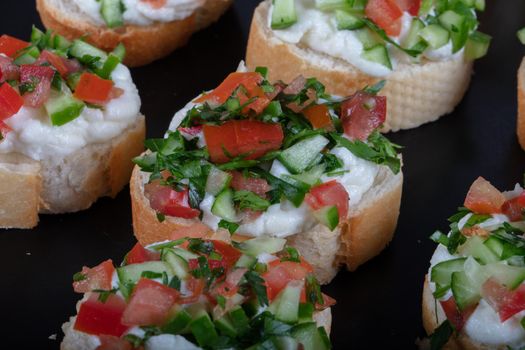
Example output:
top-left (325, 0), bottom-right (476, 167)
top-left (262, 259), bottom-right (313, 301)
top-left (0, 55), bottom-right (18, 82)
top-left (144, 181), bottom-right (200, 219)
top-left (482, 278), bottom-right (525, 322)
top-left (96, 335), bottom-right (132, 350)
top-left (203, 120), bottom-right (284, 163)
top-left (122, 278), bottom-right (179, 326)
top-left (37, 50), bottom-right (70, 77)
top-left (464, 177), bottom-right (506, 215)
top-left (73, 259), bottom-right (115, 293)
top-left (230, 171), bottom-right (270, 197)
top-left (0, 35), bottom-right (30, 57)
top-left (179, 277), bottom-right (205, 304)
top-left (305, 180), bottom-right (349, 219)
top-left (125, 243), bottom-right (160, 265)
top-left (19, 64), bottom-right (55, 108)
top-left (195, 72), bottom-right (263, 105)
top-left (365, 0), bottom-right (403, 36)
top-left (395, 0), bottom-right (421, 16)
top-left (213, 240), bottom-right (242, 268)
top-left (303, 104), bottom-right (333, 130)
top-left (0, 120), bottom-right (11, 139)
top-left (320, 293), bottom-right (337, 309)
top-left (73, 72), bottom-right (114, 105)
top-left (341, 91), bottom-right (386, 141)
top-left (170, 223), bottom-right (212, 241)
top-left (178, 126), bottom-right (203, 137)
top-left (439, 297), bottom-right (475, 331)
top-left (74, 293), bottom-right (129, 337)
top-left (237, 85), bottom-right (271, 115)
top-left (0, 83), bottom-right (23, 120)
top-left (501, 191), bottom-right (525, 222)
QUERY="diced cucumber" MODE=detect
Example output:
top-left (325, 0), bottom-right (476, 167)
top-left (112, 43), bottom-right (126, 61)
top-left (438, 10), bottom-right (468, 53)
top-left (162, 306), bottom-right (192, 334)
top-left (117, 261), bottom-right (173, 285)
top-left (188, 305), bottom-right (218, 347)
top-left (53, 34), bottom-right (72, 51)
top-left (278, 135), bottom-right (330, 174)
top-left (268, 282), bottom-right (302, 323)
top-left (212, 188), bottom-right (237, 222)
top-left (235, 254), bottom-right (256, 268)
top-left (44, 93), bottom-right (85, 126)
top-left (418, 0), bottom-right (433, 16)
top-left (418, 24), bottom-right (450, 49)
top-left (316, 0), bottom-right (353, 11)
top-left (270, 336), bottom-right (300, 350)
top-left (313, 205), bottom-right (339, 231)
top-left (229, 306), bottom-right (251, 335)
top-left (465, 31), bottom-right (491, 60)
top-left (236, 236), bottom-right (287, 256)
top-left (484, 236), bottom-right (505, 259)
top-left (287, 164), bottom-right (325, 186)
top-left (298, 303), bottom-right (314, 323)
top-left (14, 52), bottom-right (37, 65)
top-left (362, 44), bottom-right (392, 69)
top-left (206, 167), bottom-right (232, 196)
top-left (451, 257), bottom-right (486, 310)
top-left (66, 72), bottom-right (82, 91)
top-left (70, 40), bottom-right (107, 62)
top-left (272, 0), bottom-right (297, 29)
top-left (431, 257), bottom-right (466, 287)
top-left (290, 322), bottom-right (331, 350)
top-left (485, 262), bottom-right (525, 290)
top-left (459, 236), bottom-right (499, 264)
top-left (96, 54), bottom-right (121, 80)
top-left (31, 26), bottom-right (46, 47)
top-left (355, 28), bottom-right (382, 50)
top-left (100, 0), bottom-right (124, 28)
top-left (402, 19), bottom-right (426, 50)
top-left (163, 250), bottom-right (189, 279)
top-left (335, 10), bottom-right (364, 30)
top-left (214, 315), bottom-right (237, 338)
top-left (171, 247), bottom-right (199, 262)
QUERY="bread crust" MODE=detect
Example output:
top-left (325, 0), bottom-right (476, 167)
top-left (245, 1), bottom-right (473, 132)
top-left (422, 277), bottom-right (509, 350)
top-left (518, 58), bottom-right (525, 150)
top-left (36, 0), bottom-right (232, 67)
top-left (0, 115), bottom-right (145, 229)
top-left (131, 158), bottom-right (403, 284)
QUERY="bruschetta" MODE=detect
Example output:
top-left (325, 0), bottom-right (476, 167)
top-left (246, 0), bottom-right (491, 132)
top-left (130, 65), bottom-right (403, 283)
top-left (61, 236), bottom-right (334, 350)
top-left (423, 177), bottom-right (525, 349)
top-left (0, 28), bottom-right (145, 229)
top-left (36, 0), bottom-right (233, 67)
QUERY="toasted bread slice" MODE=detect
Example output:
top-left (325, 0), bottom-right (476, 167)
top-left (518, 58), bottom-right (525, 149)
top-left (36, 0), bottom-right (233, 67)
top-left (245, 0), bottom-right (473, 132)
top-left (0, 115), bottom-right (145, 229)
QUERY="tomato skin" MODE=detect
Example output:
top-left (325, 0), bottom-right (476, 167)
top-left (230, 171), bottom-right (270, 197)
top-left (19, 64), bottom-right (55, 108)
top-left (341, 91), bottom-right (386, 141)
top-left (122, 278), bottom-right (179, 326)
top-left (501, 191), bottom-right (525, 222)
top-left (73, 72), bottom-right (114, 105)
top-left (203, 120), bottom-right (284, 163)
top-left (96, 335), bottom-right (133, 350)
top-left (482, 278), bottom-right (525, 322)
top-left (302, 104), bottom-right (332, 130)
top-left (74, 293), bottom-right (129, 337)
top-left (0, 35), bottom-right (30, 57)
top-left (305, 180), bottom-right (349, 219)
top-left (395, 0), bottom-right (421, 16)
top-left (0, 55), bottom-right (19, 82)
top-left (212, 240), bottom-right (242, 268)
top-left (262, 259), bottom-right (313, 301)
top-left (195, 72), bottom-right (263, 105)
top-left (144, 182), bottom-right (200, 219)
top-left (366, 0), bottom-right (403, 36)
top-left (439, 297), bottom-right (474, 331)
top-left (464, 177), bottom-right (506, 215)
top-left (0, 83), bottom-right (23, 120)
top-left (37, 50), bottom-right (70, 77)
top-left (179, 277), bottom-right (206, 304)
top-left (73, 259), bottom-right (115, 293)
top-left (125, 243), bottom-right (160, 265)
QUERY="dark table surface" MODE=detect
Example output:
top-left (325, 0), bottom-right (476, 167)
top-left (2, 1), bottom-right (525, 349)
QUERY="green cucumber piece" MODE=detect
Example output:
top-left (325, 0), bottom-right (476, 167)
top-left (460, 236), bottom-right (499, 264)
top-left (465, 31), bottom-right (491, 60)
top-left (419, 24), bottom-right (450, 49)
top-left (215, 315), bottom-right (237, 338)
top-left (53, 34), bottom-right (72, 51)
top-left (112, 43), bottom-right (126, 61)
top-left (117, 261), bottom-right (173, 285)
top-left (235, 254), bottom-right (256, 268)
top-left (335, 9), bottom-right (364, 30)
top-left (362, 44), bottom-right (392, 69)
top-left (485, 263), bottom-right (525, 290)
top-left (171, 247), bottom-right (199, 262)
top-left (188, 305), bottom-right (218, 347)
top-left (451, 257), bottom-right (486, 310)
top-left (290, 322), bottom-right (330, 350)
top-left (14, 52), bottom-right (37, 65)
top-left (438, 10), bottom-right (468, 53)
top-left (96, 53), bottom-right (121, 80)
top-left (229, 306), bottom-right (251, 335)
top-left (298, 303), bottom-right (314, 323)
top-left (316, 0), bottom-right (353, 11)
top-left (100, 0), bottom-right (124, 28)
top-left (69, 40), bottom-right (107, 66)
top-left (418, 0), bottom-right (433, 16)
top-left (206, 167), bottom-right (233, 196)
top-left (313, 205), bottom-right (339, 231)
top-left (163, 250), bottom-right (189, 279)
top-left (403, 18), bottom-right (426, 50)
top-left (278, 135), bottom-right (330, 174)
top-left (236, 237), bottom-right (287, 256)
top-left (45, 93), bottom-right (85, 126)
top-left (431, 258), bottom-right (467, 287)
top-left (272, 0), bottom-right (297, 29)
top-left (162, 306), bottom-right (192, 334)
top-left (355, 28), bottom-right (382, 50)
top-left (211, 188), bottom-right (237, 222)
top-left (287, 164), bottom-right (325, 186)
top-left (484, 236), bottom-right (505, 259)
top-left (268, 282), bottom-right (302, 323)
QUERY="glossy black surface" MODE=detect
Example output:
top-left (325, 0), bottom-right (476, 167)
top-left (2, 1), bottom-right (525, 348)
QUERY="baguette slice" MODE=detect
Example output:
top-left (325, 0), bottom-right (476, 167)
top-left (518, 57), bottom-right (525, 149)
top-left (0, 115), bottom-right (145, 229)
top-left (245, 0), bottom-right (473, 132)
top-left (36, 0), bottom-right (233, 67)
top-left (131, 155), bottom-right (403, 284)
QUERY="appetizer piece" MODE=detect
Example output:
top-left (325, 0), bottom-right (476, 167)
top-left (36, 0), bottom-right (233, 67)
top-left (62, 236), bottom-right (334, 350)
top-left (0, 28), bottom-right (145, 229)
top-left (423, 177), bottom-right (525, 349)
top-left (131, 66), bottom-right (403, 283)
top-left (246, 0), bottom-right (491, 131)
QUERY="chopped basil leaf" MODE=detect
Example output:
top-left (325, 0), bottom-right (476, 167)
top-left (123, 334), bottom-right (143, 348)
top-left (252, 168), bottom-right (308, 207)
top-left (93, 288), bottom-right (117, 303)
top-left (169, 276), bottom-right (181, 291)
top-left (140, 271), bottom-right (164, 280)
top-left (188, 238), bottom-right (214, 255)
top-left (305, 274), bottom-right (323, 305)
top-left (363, 19), bottom-right (424, 57)
top-left (234, 190), bottom-right (271, 211)
top-left (447, 222), bottom-right (466, 254)
top-left (218, 159), bottom-right (259, 171)
top-left (430, 230), bottom-right (449, 246)
top-left (218, 219), bottom-right (239, 234)
top-left (255, 66), bottom-right (268, 79)
top-left (448, 207), bottom-right (471, 223)
top-left (322, 153), bottom-right (344, 173)
top-left (430, 320), bottom-right (454, 350)
top-left (149, 238), bottom-right (186, 251)
top-left (156, 212), bottom-right (165, 223)
top-left (363, 80), bottom-right (386, 95)
top-left (216, 294), bottom-right (226, 309)
top-left (72, 272), bottom-right (86, 282)
top-left (464, 213), bottom-right (491, 228)
top-left (280, 247), bottom-right (300, 263)
top-left (243, 270), bottom-right (269, 307)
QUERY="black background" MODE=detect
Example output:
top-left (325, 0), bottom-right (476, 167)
top-left (1, 1), bottom-right (525, 348)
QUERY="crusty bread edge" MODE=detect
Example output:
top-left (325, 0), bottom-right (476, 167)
top-left (517, 57), bottom-right (525, 150)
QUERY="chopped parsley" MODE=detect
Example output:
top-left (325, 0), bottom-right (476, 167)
top-left (243, 270), bottom-right (269, 307)
top-left (233, 190), bottom-right (271, 211)
top-left (218, 219), bottom-right (239, 234)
